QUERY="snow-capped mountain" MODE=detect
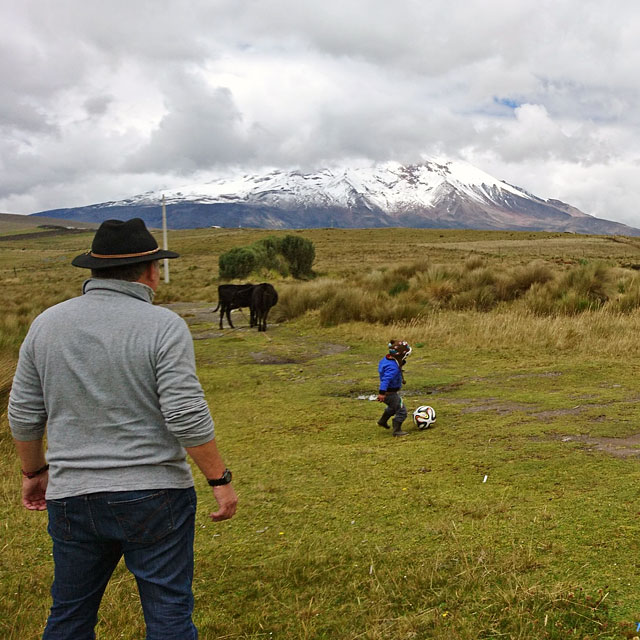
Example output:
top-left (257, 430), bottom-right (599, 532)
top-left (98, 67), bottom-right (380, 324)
top-left (32, 159), bottom-right (640, 235)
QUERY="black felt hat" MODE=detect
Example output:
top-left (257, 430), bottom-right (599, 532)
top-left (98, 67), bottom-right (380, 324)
top-left (72, 218), bottom-right (179, 269)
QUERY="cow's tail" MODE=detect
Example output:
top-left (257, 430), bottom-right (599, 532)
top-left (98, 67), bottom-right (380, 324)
top-left (212, 302), bottom-right (220, 312)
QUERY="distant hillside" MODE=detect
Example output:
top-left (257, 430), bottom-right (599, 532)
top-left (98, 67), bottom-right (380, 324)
top-left (0, 212), bottom-right (98, 234)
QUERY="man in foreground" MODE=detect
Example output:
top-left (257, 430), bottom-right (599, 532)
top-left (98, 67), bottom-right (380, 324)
top-left (9, 218), bottom-right (237, 639)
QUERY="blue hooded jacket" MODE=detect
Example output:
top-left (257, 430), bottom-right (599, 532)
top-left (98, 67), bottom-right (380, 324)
top-left (378, 355), bottom-right (403, 393)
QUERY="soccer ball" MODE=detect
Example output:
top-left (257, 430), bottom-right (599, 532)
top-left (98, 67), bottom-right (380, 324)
top-left (413, 405), bottom-right (436, 429)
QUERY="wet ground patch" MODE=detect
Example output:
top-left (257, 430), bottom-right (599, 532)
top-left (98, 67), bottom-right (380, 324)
top-left (550, 432), bottom-right (640, 458)
top-left (248, 343), bottom-right (350, 365)
top-left (444, 395), bottom-right (613, 421)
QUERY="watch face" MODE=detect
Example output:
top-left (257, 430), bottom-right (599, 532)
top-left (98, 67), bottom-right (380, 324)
top-left (208, 469), bottom-right (232, 486)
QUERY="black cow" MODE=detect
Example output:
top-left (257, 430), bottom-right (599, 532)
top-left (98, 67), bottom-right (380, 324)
top-left (251, 283), bottom-right (278, 332)
top-left (213, 283), bottom-right (255, 329)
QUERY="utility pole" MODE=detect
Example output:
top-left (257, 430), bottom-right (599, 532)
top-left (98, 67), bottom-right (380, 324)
top-left (161, 194), bottom-right (170, 283)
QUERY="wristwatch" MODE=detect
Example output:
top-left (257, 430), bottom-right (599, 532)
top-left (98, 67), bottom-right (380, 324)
top-left (207, 469), bottom-right (232, 486)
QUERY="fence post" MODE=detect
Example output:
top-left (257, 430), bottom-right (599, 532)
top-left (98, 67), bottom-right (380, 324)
top-left (162, 195), bottom-right (170, 283)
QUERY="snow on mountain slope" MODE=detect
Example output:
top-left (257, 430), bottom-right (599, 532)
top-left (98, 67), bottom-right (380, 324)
top-left (149, 159), bottom-right (536, 213)
top-left (31, 157), bottom-right (640, 235)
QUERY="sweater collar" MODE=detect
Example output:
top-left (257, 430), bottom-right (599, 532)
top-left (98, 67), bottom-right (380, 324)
top-left (82, 278), bottom-right (155, 303)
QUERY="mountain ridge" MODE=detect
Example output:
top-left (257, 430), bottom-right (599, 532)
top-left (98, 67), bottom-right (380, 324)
top-left (31, 159), bottom-right (640, 236)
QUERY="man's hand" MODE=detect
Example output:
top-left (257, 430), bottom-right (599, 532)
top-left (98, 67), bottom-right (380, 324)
top-left (377, 393), bottom-right (386, 402)
top-left (210, 484), bottom-right (238, 522)
top-left (22, 474), bottom-right (48, 511)
top-left (184, 438), bottom-right (238, 521)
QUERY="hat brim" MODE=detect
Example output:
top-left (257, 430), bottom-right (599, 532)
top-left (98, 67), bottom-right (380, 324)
top-left (72, 249), bottom-right (180, 269)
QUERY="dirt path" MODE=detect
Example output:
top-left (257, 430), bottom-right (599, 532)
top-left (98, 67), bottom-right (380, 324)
top-left (162, 302), bottom-right (350, 363)
top-left (162, 302), bottom-right (228, 340)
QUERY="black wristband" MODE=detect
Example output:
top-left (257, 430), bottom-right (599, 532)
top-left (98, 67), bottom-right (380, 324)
top-left (21, 464), bottom-right (49, 479)
top-left (207, 469), bottom-right (232, 486)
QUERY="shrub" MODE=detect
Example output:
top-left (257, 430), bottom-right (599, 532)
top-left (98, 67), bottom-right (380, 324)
top-left (218, 247), bottom-right (257, 279)
top-left (218, 235), bottom-right (315, 279)
top-left (280, 235), bottom-right (315, 278)
top-left (252, 237), bottom-right (285, 273)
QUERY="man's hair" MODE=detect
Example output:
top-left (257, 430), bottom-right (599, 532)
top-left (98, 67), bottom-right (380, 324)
top-left (91, 260), bottom-right (155, 281)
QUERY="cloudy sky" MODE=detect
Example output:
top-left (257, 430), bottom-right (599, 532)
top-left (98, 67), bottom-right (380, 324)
top-left (2, 0), bottom-right (640, 226)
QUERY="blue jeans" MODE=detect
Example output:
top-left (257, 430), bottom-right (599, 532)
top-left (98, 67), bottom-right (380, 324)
top-left (43, 487), bottom-right (198, 640)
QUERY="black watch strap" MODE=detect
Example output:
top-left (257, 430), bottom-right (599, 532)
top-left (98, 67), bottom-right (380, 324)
top-left (207, 468), bottom-right (232, 486)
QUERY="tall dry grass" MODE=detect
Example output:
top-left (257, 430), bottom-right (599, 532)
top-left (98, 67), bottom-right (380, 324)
top-left (274, 258), bottom-right (640, 327)
top-left (341, 308), bottom-right (640, 358)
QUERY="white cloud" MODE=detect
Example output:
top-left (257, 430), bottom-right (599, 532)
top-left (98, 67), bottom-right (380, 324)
top-left (1, 0), bottom-right (640, 228)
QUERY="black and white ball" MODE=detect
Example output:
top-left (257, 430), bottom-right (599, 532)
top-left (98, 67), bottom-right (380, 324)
top-left (413, 405), bottom-right (436, 429)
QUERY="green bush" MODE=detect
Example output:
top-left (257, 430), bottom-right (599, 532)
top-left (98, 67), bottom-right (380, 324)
top-left (218, 247), bottom-right (257, 279)
top-left (280, 235), bottom-right (315, 278)
top-left (253, 237), bottom-right (284, 271)
top-left (218, 235), bottom-right (315, 279)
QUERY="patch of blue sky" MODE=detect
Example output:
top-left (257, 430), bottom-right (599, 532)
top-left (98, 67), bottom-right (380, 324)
top-left (457, 98), bottom-right (521, 119)
top-left (493, 96), bottom-right (521, 109)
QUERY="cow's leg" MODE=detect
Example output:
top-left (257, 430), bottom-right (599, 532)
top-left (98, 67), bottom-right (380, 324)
top-left (226, 306), bottom-right (235, 329)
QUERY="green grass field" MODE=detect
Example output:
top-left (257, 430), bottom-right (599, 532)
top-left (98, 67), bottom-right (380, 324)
top-left (2, 225), bottom-right (640, 638)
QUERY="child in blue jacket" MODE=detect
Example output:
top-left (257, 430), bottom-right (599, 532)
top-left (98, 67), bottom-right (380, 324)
top-left (377, 339), bottom-right (411, 437)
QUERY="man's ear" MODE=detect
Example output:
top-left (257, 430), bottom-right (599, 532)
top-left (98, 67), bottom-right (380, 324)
top-left (136, 260), bottom-right (159, 288)
top-left (144, 261), bottom-right (157, 277)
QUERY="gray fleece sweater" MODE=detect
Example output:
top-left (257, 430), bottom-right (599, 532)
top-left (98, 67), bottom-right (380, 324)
top-left (9, 279), bottom-right (215, 499)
